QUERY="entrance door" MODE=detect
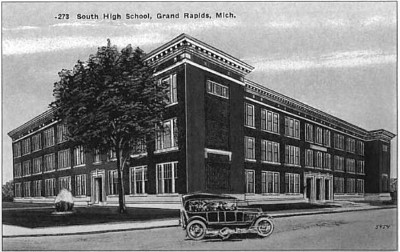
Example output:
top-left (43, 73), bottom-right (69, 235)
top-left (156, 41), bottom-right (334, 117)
top-left (306, 178), bottom-right (312, 200)
top-left (316, 179), bottom-right (321, 200)
top-left (325, 179), bottom-right (330, 200)
top-left (94, 178), bottom-right (103, 203)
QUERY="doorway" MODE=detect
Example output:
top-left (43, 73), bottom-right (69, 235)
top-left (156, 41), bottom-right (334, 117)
top-left (306, 178), bottom-right (312, 200)
top-left (94, 178), bottom-right (103, 204)
top-left (316, 179), bottom-right (321, 200)
top-left (325, 179), bottom-right (330, 200)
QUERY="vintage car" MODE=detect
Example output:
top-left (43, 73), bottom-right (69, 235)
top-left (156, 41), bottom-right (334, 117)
top-left (180, 193), bottom-right (274, 240)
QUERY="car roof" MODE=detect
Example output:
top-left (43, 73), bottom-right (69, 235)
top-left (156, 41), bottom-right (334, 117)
top-left (182, 193), bottom-right (238, 202)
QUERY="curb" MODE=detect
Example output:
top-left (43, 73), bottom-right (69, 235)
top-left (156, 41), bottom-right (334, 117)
top-left (3, 206), bottom-right (396, 238)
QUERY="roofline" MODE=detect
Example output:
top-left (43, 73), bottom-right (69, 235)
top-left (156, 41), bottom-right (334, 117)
top-left (144, 33), bottom-right (254, 73)
top-left (8, 109), bottom-right (55, 139)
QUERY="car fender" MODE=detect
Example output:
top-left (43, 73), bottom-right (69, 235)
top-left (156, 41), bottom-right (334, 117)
top-left (187, 215), bottom-right (207, 225)
top-left (252, 214), bottom-right (273, 226)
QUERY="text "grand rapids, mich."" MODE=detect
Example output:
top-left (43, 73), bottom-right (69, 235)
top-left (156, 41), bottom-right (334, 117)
top-left (76, 12), bottom-right (236, 20)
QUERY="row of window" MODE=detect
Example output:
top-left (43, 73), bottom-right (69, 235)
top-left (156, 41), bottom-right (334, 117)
top-left (244, 103), bottom-right (365, 155)
top-left (13, 124), bottom-right (68, 157)
top-left (15, 161), bottom-right (179, 197)
top-left (244, 137), bottom-right (365, 173)
top-left (245, 170), bottom-right (365, 194)
top-left (334, 177), bottom-right (365, 194)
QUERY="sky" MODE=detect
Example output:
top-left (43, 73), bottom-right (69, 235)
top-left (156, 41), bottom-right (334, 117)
top-left (1, 2), bottom-right (397, 183)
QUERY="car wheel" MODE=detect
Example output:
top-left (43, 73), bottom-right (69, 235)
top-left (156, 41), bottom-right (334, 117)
top-left (254, 217), bottom-right (274, 237)
top-left (186, 220), bottom-right (207, 240)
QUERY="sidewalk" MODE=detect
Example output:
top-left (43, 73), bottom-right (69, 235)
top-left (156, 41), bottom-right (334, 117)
top-left (3, 202), bottom-right (395, 238)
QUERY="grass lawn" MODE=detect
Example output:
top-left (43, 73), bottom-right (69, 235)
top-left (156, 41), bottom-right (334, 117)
top-left (3, 206), bottom-right (180, 228)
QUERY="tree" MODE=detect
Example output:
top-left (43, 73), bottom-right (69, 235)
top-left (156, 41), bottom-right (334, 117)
top-left (2, 180), bottom-right (14, 202)
top-left (50, 39), bottom-right (168, 213)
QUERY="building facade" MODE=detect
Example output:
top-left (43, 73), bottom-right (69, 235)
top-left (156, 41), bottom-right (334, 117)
top-left (9, 34), bottom-right (395, 208)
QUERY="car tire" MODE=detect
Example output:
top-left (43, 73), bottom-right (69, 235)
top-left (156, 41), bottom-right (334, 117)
top-left (254, 217), bottom-right (274, 237)
top-left (186, 220), bottom-right (207, 240)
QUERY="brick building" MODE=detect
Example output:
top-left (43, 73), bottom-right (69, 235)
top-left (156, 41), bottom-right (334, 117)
top-left (8, 34), bottom-right (395, 208)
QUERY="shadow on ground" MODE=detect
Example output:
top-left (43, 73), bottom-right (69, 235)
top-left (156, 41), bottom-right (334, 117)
top-left (2, 206), bottom-right (179, 228)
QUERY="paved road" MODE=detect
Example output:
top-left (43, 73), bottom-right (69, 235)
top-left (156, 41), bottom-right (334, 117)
top-left (3, 208), bottom-right (397, 250)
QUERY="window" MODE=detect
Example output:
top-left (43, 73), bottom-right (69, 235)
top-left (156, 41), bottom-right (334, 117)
top-left (305, 149), bottom-right (314, 167)
top-left (206, 80), bottom-right (229, 99)
top-left (14, 163), bottom-right (22, 178)
top-left (346, 178), bottom-right (356, 193)
top-left (108, 149), bottom-right (117, 161)
top-left (323, 129), bottom-right (331, 147)
top-left (15, 183), bottom-right (22, 197)
top-left (75, 174), bottom-right (87, 196)
top-left (13, 142), bottom-right (21, 158)
top-left (23, 181), bottom-right (31, 197)
top-left (357, 179), bottom-right (365, 193)
top-left (45, 178), bottom-right (56, 197)
top-left (285, 145), bottom-right (300, 166)
top-left (44, 153), bottom-right (55, 172)
top-left (108, 170), bottom-right (119, 195)
top-left (383, 145), bottom-right (388, 152)
top-left (285, 173), bottom-right (300, 194)
top-left (334, 177), bottom-right (345, 193)
top-left (59, 176), bottom-right (71, 191)
top-left (334, 133), bottom-right (344, 150)
top-left (244, 137), bottom-right (255, 160)
top-left (33, 180), bottom-right (42, 197)
top-left (346, 138), bottom-right (356, 153)
top-left (261, 109), bottom-right (279, 134)
top-left (334, 156), bottom-right (344, 171)
top-left (357, 141), bottom-right (365, 155)
top-left (31, 134), bottom-right (42, 152)
top-left (156, 162), bottom-right (178, 194)
top-left (22, 160), bottom-right (31, 176)
top-left (315, 151), bottom-right (323, 168)
top-left (43, 127), bottom-right (55, 148)
top-left (156, 118), bottom-right (178, 151)
top-left (93, 149), bottom-right (101, 163)
top-left (162, 73), bottom-right (178, 104)
top-left (244, 103), bottom-right (255, 128)
top-left (22, 138), bottom-right (31, 155)
top-left (305, 123), bottom-right (314, 142)
top-left (261, 140), bottom-right (280, 163)
top-left (73, 145), bottom-right (85, 166)
top-left (33, 157), bottom-right (42, 174)
top-left (315, 127), bottom-right (323, 145)
top-left (57, 124), bottom-right (68, 143)
top-left (58, 149), bottom-right (71, 169)
top-left (323, 153), bottom-right (331, 170)
top-left (357, 160), bottom-right (365, 174)
top-left (346, 158), bottom-right (355, 173)
top-left (245, 170), bottom-right (255, 194)
top-left (262, 171), bottom-right (280, 194)
top-left (132, 137), bottom-right (147, 155)
top-left (130, 166), bottom-right (148, 194)
top-left (284, 117), bottom-right (300, 139)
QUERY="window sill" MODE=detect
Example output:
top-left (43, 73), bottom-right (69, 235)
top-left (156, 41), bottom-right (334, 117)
top-left (260, 130), bottom-right (280, 136)
top-left (285, 193), bottom-right (301, 195)
top-left (131, 153), bottom-right (148, 158)
top-left (284, 136), bottom-right (300, 140)
top-left (244, 193), bottom-right (256, 196)
top-left (107, 195), bottom-right (119, 197)
top-left (305, 140), bottom-right (314, 144)
top-left (22, 175), bottom-right (31, 177)
top-left (73, 164), bottom-right (86, 168)
top-left (129, 194), bottom-right (148, 197)
top-left (261, 161), bottom-right (281, 165)
top-left (334, 170), bottom-right (345, 173)
top-left (154, 147), bottom-right (178, 154)
top-left (44, 170), bottom-right (55, 173)
top-left (245, 159), bottom-right (256, 163)
top-left (32, 149), bottom-right (42, 153)
top-left (93, 162), bottom-right (102, 165)
top-left (44, 145), bottom-right (55, 149)
top-left (244, 125), bottom-right (256, 130)
top-left (108, 158), bottom-right (117, 162)
top-left (74, 195), bottom-right (87, 198)
top-left (166, 102), bottom-right (178, 108)
top-left (262, 193), bottom-right (280, 196)
top-left (284, 164), bottom-right (301, 168)
top-left (305, 166), bottom-right (314, 169)
top-left (347, 172), bottom-right (356, 174)
top-left (32, 172), bottom-right (42, 175)
top-left (58, 167), bottom-right (71, 171)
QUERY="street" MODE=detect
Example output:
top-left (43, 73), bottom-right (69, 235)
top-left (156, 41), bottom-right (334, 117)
top-left (3, 208), bottom-right (397, 250)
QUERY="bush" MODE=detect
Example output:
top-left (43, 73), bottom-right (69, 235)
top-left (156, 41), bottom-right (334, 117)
top-left (55, 188), bottom-right (74, 212)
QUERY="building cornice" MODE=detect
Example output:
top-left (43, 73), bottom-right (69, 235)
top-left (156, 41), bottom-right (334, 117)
top-left (366, 129), bottom-right (396, 142)
top-left (8, 109), bottom-right (55, 140)
top-left (145, 33), bottom-right (254, 76)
